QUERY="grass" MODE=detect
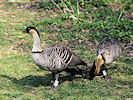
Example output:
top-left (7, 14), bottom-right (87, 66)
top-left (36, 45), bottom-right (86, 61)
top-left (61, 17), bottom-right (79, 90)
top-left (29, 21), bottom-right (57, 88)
top-left (0, 0), bottom-right (133, 100)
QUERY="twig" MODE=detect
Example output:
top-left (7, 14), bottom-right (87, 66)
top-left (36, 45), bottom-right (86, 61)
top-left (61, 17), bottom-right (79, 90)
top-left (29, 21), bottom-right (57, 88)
top-left (61, 0), bottom-right (81, 22)
top-left (51, 0), bottom-right (85, 22)
top-left (108, 12), bottom-right (123, 32)
top-left (51, 22), bottom-right (58, 26)
top-left (61, 0), bottom-right (72, 14)
top-left (69, 15), bottom-right (78, 21)
top-left (51, 0), bottom-right (63, 13)
top-left (117, 12), bottom-right (123, 21)
top-left (68, 0), bottom-right (74, 14)
top-left (48, 6), bottom-right (55, 15)
top-left (69, 15), bottom-right (86, 22)
top-left (77, 0), bottom-right (79, 15)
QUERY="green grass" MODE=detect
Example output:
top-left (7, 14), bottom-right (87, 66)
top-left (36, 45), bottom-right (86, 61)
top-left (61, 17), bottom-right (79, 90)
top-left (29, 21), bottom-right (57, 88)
top-left (0, 0), bottom-right (133, 100)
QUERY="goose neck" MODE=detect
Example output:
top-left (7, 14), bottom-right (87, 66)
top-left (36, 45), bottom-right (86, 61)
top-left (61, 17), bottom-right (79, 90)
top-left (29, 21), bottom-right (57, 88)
top-left (32, 33), bottom-right (42, 52)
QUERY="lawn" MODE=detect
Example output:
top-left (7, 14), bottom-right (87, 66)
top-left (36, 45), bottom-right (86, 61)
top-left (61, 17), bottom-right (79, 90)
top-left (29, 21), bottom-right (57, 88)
top-left (0, 0), bottom-right (132, 100)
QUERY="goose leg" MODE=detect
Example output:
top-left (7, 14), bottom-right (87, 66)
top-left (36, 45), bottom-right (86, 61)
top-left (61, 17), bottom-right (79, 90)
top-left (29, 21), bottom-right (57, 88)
top-left (51, 73), bottom-right (59, 90)
top-left (102, 70), bottom-right (112, 80)
top-left (101, 65), bottom-right (110, 80)
top-left (102, 70), bottom-right (107, 79)
top-left (76, 66), bottom-right (86, 76)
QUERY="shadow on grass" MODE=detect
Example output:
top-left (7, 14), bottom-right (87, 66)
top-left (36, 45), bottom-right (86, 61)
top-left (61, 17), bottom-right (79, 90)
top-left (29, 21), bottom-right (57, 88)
top-left (121, 57), bottom-right (133, 65)
top-left (0, 74), bottom-right (51, 87)
top-left (0, 74), bottom-right (83, 87)
top-left (115, 78), bottom-right (133, 88)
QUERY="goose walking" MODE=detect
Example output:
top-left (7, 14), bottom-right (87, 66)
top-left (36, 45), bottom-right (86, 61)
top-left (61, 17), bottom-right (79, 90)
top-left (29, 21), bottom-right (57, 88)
top-left (89, 39), bottom-right (122, 80)
top-left (23, 27), bottom-right (87, 90)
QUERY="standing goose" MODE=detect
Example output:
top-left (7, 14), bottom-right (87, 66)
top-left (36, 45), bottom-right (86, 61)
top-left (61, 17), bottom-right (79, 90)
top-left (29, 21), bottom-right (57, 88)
top-left (23, 27), bottom-right (87, 89)
top-left (89, 39), bottom-right (122, 80)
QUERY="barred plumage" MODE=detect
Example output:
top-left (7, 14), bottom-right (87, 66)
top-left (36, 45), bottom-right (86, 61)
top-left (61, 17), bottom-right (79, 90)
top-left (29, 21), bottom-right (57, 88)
top-left (23, 27), bottom-right (87, 90)
top-left (89, 39), bottom-right (122, 80)
top-left (97, 39), bottom-right (122, 63)
top-left (31, 46), bottom-right (85, 72)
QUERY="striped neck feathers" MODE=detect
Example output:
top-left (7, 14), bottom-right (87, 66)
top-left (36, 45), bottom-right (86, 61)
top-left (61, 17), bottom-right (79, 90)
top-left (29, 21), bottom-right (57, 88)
top-left (32, 31), bottom-right (42, 52)
top-left (94, 55), bottom-right (104, 75)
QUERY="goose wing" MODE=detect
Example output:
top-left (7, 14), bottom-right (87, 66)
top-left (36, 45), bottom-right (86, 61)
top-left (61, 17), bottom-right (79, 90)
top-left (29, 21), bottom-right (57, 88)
top-left (43, 46), bottom-right (87, 68)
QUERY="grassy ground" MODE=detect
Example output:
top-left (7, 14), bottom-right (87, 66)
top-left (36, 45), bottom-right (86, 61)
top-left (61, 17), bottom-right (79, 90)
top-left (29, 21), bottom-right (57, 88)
top-left (0, 0), bottom-right (133, 100)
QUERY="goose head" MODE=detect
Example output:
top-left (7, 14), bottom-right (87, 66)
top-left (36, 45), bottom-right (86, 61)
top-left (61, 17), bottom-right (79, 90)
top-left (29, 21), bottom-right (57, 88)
top-left (89, 54), bottom-right (105, 80)
top-left (23, 27), bottom-right (40, 37)
top-left (93, 55), bottom-right (104, 75)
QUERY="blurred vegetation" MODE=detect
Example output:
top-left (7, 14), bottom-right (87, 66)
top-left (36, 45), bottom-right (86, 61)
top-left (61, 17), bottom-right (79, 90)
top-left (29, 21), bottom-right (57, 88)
top-left (0, 0), bottom-right (132, 99)
top-left (30, 0), bottom-right (133, 43)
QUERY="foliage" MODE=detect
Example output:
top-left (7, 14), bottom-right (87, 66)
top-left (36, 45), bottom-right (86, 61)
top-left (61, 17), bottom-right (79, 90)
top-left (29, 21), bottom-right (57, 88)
top-left (33, 0), bottom-right (133, 43)
top-left (0, 0), bottom-right (132, 100)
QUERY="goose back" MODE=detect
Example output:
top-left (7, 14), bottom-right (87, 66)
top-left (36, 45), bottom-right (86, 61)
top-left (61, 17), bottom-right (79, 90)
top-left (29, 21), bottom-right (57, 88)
top-left (97, 39), bottom-right (122, 64)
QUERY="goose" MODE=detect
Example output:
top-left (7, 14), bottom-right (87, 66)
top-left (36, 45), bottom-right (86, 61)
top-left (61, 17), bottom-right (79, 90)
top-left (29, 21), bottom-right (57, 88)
top-left (89, 39), bottom-right (122, 80)
top-left (23, 27), bottom-right (87, 90)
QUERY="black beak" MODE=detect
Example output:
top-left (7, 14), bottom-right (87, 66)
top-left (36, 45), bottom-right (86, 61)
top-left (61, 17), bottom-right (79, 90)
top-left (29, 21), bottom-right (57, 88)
top-left (22, 30), bottom-right (27, 33)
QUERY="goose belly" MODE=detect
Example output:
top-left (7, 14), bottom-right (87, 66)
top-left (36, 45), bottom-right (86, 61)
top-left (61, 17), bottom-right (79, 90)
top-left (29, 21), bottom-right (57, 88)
top-left (31, 53), bottom-right (66, 72)
top-left (31, 53), bottom-right (48, 71)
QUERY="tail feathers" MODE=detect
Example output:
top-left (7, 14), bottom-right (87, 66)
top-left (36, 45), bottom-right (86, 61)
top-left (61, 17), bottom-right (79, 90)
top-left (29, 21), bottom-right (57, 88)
top-left (65, 67), bottom-right (86, 76)
top-left (80, 60), bottom-right (88, 66)
top-left (68, 53), bottom-right (87, 66)
top-left (73, 53), bottom-right (87, 66)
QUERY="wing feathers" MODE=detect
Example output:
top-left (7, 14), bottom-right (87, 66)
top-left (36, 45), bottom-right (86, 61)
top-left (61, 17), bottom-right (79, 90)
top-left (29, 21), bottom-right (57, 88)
top-left (51, 47), bottom-right (86, 67)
